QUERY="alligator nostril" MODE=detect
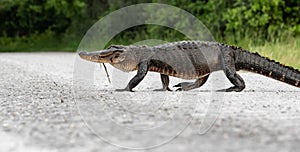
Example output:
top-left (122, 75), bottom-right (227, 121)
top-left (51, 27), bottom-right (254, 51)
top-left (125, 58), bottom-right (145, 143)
top-left (78, 50), bottom-right (87, 57)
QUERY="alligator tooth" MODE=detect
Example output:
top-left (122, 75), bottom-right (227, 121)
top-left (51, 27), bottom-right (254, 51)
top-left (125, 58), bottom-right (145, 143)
top-left (280, 75), bottom-right (285, 81)
top-left (268, 71), bottom-right (272, 76)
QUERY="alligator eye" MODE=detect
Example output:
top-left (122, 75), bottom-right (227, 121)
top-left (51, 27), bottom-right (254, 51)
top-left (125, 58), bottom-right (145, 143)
top-left (114, 53), bottom-right (120, 58)
top-left (108, 45), bottom-right (120, 49)
top-left (111, 52), bottom-right (125, 63)
top-left (107, 46), bottom-right (114, 49)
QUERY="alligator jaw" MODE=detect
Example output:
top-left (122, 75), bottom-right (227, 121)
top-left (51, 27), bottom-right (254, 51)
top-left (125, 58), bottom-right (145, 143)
top-left (78, 50), bottom-right (111, 63)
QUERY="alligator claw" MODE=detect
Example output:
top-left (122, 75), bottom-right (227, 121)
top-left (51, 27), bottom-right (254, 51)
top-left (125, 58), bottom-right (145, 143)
top-left (175, 88), bottom-right (182, 91)
top-left (173, 84), bottom-right (181, 87)
top-left (153, 88), bottom-right (172, 91)
top-left (115, 88), bottom-right (134, 92)
top-left (216, 89), bottom-right (226, 92)
top-left (173, 82), bottom-right (191, 88)
top-left (173, 82), bottom-right (193, 91)
top-left (217, 86), bottom-right (243, 92)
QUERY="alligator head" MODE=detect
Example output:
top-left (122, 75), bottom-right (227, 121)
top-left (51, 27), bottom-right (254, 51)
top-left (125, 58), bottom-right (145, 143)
top-left (78, 45), bottom-right (142, 72)
top-left (78, 45), bottom-right (129, 64)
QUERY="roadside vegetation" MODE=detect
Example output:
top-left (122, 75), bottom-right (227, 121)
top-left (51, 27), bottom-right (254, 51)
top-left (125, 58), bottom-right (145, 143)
top-left (0, 0), bottom-right (299, 68)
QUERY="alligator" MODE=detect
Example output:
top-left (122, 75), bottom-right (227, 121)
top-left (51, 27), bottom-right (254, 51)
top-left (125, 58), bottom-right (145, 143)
top-left (78, 41), bottom-right (300, 92)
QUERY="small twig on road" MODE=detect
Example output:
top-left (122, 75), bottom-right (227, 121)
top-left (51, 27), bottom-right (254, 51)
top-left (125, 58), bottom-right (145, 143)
top-left (101, 63), bottom-right (111, 84)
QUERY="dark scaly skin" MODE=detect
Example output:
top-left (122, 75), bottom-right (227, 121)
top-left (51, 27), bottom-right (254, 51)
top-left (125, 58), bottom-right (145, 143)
top-left (78, 41), bottom-right (300, 92)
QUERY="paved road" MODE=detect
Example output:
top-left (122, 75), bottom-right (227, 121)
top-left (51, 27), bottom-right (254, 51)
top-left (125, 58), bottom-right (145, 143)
top-left (0, 53), bottom-right (299, 152)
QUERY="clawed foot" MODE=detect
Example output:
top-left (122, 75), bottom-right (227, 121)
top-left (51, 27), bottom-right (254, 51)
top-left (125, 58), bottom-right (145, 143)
top-left (175, 88), bottom-right (183, 91)
top-left (115, 87), bottom-right (134, 92)
top-left (217, 86), bottom-right (244, 92)
top-left (173, 82), bottom-right (191, 88)
top-left (153, 87), bottom-right (172, 91)
top-left (173, 82), bottom-right (193, 91)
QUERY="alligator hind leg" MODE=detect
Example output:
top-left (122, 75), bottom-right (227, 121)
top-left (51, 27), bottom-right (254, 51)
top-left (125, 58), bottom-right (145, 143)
top-left (154, 74), bottom-right (172, 91)
top-left (218, 65), bottom-right (245, 92)
top-left (173, 75), bottom-right (209, 91)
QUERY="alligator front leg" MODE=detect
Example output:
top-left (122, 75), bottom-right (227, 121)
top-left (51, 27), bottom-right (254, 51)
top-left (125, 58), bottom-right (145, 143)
top-left (116, 61), bottom-right (149, 92)
top-left (154, 74), bottom-right (172, 91)
top-left (173, 75), bottom-right (209, 91)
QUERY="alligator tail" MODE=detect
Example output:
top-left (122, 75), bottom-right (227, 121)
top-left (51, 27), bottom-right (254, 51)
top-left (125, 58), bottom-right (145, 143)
top-left (235, 50), bottom-right (300, 88)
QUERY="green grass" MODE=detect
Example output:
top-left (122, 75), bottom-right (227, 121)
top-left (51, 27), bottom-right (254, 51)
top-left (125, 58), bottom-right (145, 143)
top-left (223, 36), bottom-right (300, 70)
top-left (0, 31), bottom-right (80, 52)
top-left (217, 30), bottom-right (300, 69)
top-left (250, 38), bottom-right (300, 70)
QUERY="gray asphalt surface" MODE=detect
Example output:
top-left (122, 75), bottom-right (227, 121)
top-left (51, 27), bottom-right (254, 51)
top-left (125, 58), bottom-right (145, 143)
top-left (0, 52), bottom-right (299, 152)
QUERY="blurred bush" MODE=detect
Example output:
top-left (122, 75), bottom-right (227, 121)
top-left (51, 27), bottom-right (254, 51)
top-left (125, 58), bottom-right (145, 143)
top-left (0, 0), bottom-right (299, 51)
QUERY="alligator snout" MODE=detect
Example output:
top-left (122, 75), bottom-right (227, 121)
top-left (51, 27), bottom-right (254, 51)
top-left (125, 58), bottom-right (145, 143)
top-left (78, 50), bottom-right (106, 63)
top-left (78, 49), bottom-right (117, 63)
top-left (78, 50), bottom-right (88, 57)
top-left (78, 50), bottom-right (95, 61)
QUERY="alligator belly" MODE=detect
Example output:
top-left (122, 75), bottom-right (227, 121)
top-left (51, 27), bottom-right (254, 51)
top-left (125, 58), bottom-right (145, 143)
top-left (149, 67), bottom-right (209, 80)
